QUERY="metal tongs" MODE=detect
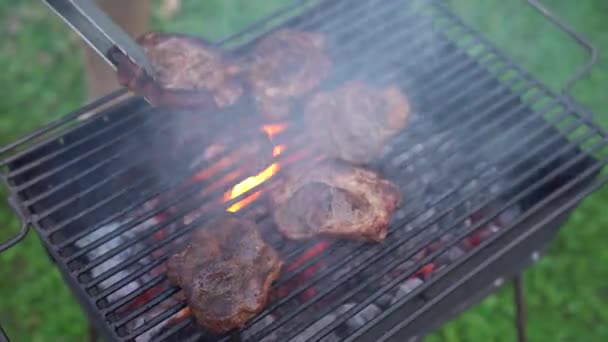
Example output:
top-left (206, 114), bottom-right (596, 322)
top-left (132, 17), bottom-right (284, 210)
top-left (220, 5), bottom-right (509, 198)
top-left (42, 0), bottom-right (156, 79)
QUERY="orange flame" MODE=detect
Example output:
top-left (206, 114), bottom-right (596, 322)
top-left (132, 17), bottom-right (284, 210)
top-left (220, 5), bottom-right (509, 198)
top-left (223, 124), bottom-right (286, 213)
top-left (225, 163), bottom-right (279, 212)
top-left (227, 191), bottom-right (262, 213)
top-left (273, 145), bottom-right (285, 157)
top-left (262, 124), bottom-right (287, 140)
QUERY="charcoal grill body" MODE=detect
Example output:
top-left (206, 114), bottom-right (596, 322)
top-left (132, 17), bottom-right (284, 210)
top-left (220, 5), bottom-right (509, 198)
top-left (1, 0), bottom-right (607, 341)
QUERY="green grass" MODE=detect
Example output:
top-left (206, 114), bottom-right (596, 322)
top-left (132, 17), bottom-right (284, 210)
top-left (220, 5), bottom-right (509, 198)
top-left (0, 0), bottom-right (607, 341)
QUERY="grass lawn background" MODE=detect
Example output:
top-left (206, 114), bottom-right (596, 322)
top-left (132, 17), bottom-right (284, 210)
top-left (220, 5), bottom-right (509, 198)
top-left (0, 0), bottom-right (606, 341)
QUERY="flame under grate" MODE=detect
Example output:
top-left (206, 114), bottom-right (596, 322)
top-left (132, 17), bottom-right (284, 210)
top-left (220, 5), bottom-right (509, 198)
top-left (1, 0), bottom-right (607, 341)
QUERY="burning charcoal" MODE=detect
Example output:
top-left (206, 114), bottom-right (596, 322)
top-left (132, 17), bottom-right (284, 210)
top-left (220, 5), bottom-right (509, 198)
top-left (242, 315), bottom-right (278, 342)
top-left (391, 278), bottom-right (424, 305)
top-left (436, 246), bottom-right (466, 265)
top-left (337, 303), bottom-right (382, 333)
top-left (376, 294), bottom-right (394, 309)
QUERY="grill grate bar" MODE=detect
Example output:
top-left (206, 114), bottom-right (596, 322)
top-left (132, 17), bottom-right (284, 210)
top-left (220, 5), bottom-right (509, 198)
top-left (113, 286), bottom-right (181, 326)
top-left (152, 317), bottom-right (194, 342)
top-left (7, 108), bottom-right (143, 181)
top-left (33, 152), bottom-right (154, 224)
top-left (103, 274), bottom-right (166, 315)
top-left (245, 113), bottom-right (590, 340)
top-left (12, 105), bottom-right (156, 194)
top-left (0, 90), bottom-right (129, 166)
top-left (302, 130), bottom-right (602, 341)
top-left (123, 301), bottom-right (186, 340)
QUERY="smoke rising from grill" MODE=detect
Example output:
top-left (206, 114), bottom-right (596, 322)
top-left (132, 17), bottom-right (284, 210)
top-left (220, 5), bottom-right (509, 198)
top-left (18, 0), bottom-right (600, 341)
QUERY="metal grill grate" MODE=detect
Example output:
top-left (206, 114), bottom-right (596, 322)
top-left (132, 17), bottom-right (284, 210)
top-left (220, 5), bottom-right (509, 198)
top-left (1, 0), bottom-right (607, 341)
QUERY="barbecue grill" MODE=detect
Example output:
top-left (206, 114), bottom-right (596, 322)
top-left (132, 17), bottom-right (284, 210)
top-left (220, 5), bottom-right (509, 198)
top-left (1, 0), bottom-right (607, 341)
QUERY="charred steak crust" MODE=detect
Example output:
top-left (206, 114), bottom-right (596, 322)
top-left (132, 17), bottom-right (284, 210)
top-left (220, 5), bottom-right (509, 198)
top-left (111, 32), bottom-right (244, 109)
top-left (304, 80), bottom-right (410, 164)
top-left (166, 217), bottom-right (283, 334)
top-left (269, 161), bottom-right (401, 242)
top-left (247, 28), bottom-right (332, 120)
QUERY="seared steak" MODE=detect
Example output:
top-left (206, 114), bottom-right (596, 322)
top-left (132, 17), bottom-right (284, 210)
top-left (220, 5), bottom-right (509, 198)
top-left (269, 161), bottom-right (400, 242)
top-left (248, 29), bottom-right (332, 121)
top-left (111, 32), bottom-right (243, 109)
top-left (304, 80), bottom-right (410, 164)
top-left (167, 217), bottom-right (283, 334)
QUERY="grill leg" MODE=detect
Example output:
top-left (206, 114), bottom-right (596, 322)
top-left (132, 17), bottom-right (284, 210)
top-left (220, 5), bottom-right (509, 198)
top-left (513, 274), bottom-right (527, 342)
top-left (88, 321), bottom-right (98, 342)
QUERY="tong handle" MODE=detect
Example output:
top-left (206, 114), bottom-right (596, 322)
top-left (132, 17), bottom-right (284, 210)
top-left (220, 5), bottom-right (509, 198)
top-left (42, 0), bottom-right (154, 77)
top-left (527, 0), bottom-right (598, 94)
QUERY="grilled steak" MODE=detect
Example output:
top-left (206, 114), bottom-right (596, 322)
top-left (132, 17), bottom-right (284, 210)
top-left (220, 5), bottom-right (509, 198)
top-left (111, 32), bottom-right (243, 109)
top-left (269, 161), bottom-right (400, 242)
top-left (304, 81), bottom-right (410, 164)
top-left (166, 217), bottom-right (282, 334)
top-left (248, 29), bottom-right (332, 121)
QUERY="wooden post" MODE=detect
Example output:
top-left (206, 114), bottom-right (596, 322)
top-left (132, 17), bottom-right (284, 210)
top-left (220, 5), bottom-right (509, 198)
top-left (81, 0), bottom-right (151, 102)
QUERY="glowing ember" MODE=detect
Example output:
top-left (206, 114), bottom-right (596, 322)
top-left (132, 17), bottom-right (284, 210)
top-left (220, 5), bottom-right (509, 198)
top-left (277, 241), bottom-right (330, 302)
top-left (262, 124), bottom-right (287, 140)
top-left (273, 145), bottom-right (285, 157)
top-left (176, 307), bottom-right (191, 319)
top-left (224, 163), bottom-right (279, 212)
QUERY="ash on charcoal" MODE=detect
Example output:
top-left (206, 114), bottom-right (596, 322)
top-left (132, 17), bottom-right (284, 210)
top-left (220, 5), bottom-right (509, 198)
top-left (75, 221), bottom-right (151, 303)
top-left (288, 314), bottom-right (341, 342)
top-left (436, 246), bottom-right (466, 265)
top-left (376, 293), bottom-right (394, 309)
top-left (405, 208), bottom-right (437, 232)
top-left (337, 303), bottom-right (382, 333)
top-left (391, 278), bottom-right (424, 305)
top-left (497, 205), bottom-right (522, 226)
top-left (132, 309), bottom-right (177, 342)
